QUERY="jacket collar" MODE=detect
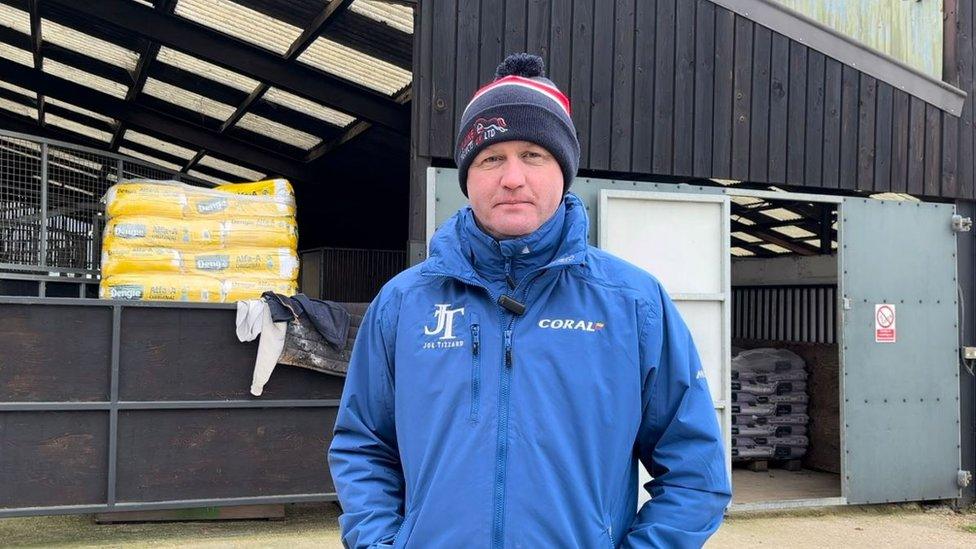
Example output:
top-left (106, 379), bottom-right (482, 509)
top-left (422, 193), bottom-right (590, 284)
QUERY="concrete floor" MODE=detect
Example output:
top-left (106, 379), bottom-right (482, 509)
top-left (732, 466), bottom-right (842, 504)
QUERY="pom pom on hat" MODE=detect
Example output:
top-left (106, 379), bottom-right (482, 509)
top-left (495, 53), bottom-right (545, 79)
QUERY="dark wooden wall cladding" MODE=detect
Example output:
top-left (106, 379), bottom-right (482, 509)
top-left (416, 0), bottom-right (976, 201)
top-left (0, 411), bottom-right (109, 508)
top-left (115, 408), bottom-right (336, 502)
top-left (0, 304), bottom-right (111, 401)
top-left (118, 308), bottom-right (345, 401)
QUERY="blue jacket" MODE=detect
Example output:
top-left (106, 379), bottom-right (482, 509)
top-left (329, 193), bottom-right (731, 548)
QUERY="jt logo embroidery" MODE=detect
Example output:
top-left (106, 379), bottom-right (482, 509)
top-left (423, 304), bottom-right (466, 350)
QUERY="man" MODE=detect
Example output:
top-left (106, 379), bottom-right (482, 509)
top-left (329, 53), bottom-right (731, 548)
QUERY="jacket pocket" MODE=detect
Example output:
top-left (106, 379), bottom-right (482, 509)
top-left (469, 313), bottom-right (481, 422)
top-left (392, 509), bottom-right (420, 549)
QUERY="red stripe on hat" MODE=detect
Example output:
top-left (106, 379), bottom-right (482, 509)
top-left (467, 75), bottom-right (572, 116)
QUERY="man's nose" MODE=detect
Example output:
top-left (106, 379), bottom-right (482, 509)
top-left (499, 158), bottom-right (527, 189)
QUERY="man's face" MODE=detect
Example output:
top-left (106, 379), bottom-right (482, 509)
top-left (466, 140), bottom-right (564, 240)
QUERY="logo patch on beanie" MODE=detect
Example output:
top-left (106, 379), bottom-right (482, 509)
top-left (459, 116), bottom-right (508, 157)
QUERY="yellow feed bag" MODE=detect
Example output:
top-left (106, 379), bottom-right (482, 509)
top-left (101, 247), bottom-right (181, 277)
top-left (184, 248), bottom-right (299, 280)
top-left (215, 178), bottom-right (294, 198)
top-left (221, 278), bottom-right (298, 303)
top-left (222, 217), bottom-right (298, 249)
top-left (184, 190), bottom-right (296, 218)
top-left (104, 182), bottom-right (187, 219)
top-left (100, 274), bottom-right (222, 303)
top-left (103, 216), bottom-right (223, 250)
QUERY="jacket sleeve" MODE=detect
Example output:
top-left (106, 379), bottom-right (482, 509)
top-left (328, 297), bottom-right (405, 549)
top-left (622, 286), bottom-right (732, 548)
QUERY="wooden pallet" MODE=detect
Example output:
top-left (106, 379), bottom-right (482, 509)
top-left (737, 458), bottom-right (803, 472)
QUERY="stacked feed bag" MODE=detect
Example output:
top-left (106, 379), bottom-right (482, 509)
top-left (99, 179), bottom-right (298, 303)
top-left (731, 348), bottom-right (810, 462)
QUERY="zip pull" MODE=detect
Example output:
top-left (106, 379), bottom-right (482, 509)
top-left (504, 329), bottom-right (513, 368)
top-left (505, 273), bottom-right (516, 290)
top-left (471, 324), bottom-right (480, 356)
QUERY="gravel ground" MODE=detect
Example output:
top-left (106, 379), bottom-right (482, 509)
top-left (0, 502), bottom-right (973, 548)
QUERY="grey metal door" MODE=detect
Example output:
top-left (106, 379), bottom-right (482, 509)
top-left (840, 198), bottom-right (961, 504)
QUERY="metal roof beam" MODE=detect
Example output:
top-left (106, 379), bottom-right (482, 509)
top-left (27, 0), bottom-right (42, 124)
top-left (46, 0), bottom-right (409, 134)
top-left (0, 57), bottom-right (309, 181)
top-left (731, 219), bottom-right (820, 256)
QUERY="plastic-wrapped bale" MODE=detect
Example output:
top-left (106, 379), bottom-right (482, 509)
top-left (102, 247), bottom-right (182, 277)
top-left (215, 178), bottom-right (294, 198)
top-left (732, 379), bottom-right (808, 395)
top-left (731, 403), bottom-right (776, 416)
top-left (732, 445), bottom-right (774, 461)
top-left (183, 248), bottom-right (299, 280)
top-left (222, 217), bottom-right (299, 249)
top-left (733, 413), bottom-right (810, 426)
top-left (732, 393), bottom-right (809, 405)
top-left (733, 435), bottom-right (808, 448)
top-left (772, 445), bottom-right (807, 460)
top-left (221, 278), bottom-right (298, 303)
top-left (733, 348), bottom-right (807, 374)
top-left (733, 370), bottom-right (808, 383)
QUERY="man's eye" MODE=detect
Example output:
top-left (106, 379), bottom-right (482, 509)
top-left (483, 155), bottom-right (502, 163)
top-left (524, 151), bottom-right (543, 159)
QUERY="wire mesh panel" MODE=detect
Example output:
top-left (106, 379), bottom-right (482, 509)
top-left (0, 130), bottom-right (206, 286)
top-left (46, 146), bottom-right (115, 271)
top-left (0, 136), bottom-right (42, 268)
top-left (121, 159), bottom-right (178, 182)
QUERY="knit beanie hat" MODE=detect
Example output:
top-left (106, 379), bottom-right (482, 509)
top-left (454, 53), bottom-right (580, 197)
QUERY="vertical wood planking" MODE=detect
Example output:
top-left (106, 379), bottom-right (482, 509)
top-left (526, 0), bottom-right (550, 58)
top-left (454, 0), bottom-right (480, 147)
top-left (479, 0), bottom-right (505, 83)
top-left (924, 104), bottom-right (942, 196)
top-left (942, 111), bottom-right (958, 198)
top-left (731, 15), bottom-right (752, 181)
top-left (504, 0), bottom-right (527, 56)
top-left (570, 0), bottom-right (594, 168)
top-left (416, 0), bottom-right (434, 157)
top-left (804, 50), bottom-right (825, 187)
top-left (693, 0), bottom-right (715, 179)
top-left (589, 0), bottom-right (615, 170)
top-left (672, 0), bottom-right (696, 176)
top-left (856, 75), bottom-right (877, 191)
top-left (958, 0), bottom-right (974, 199)
top-left (711, 6), bottom-right (735, 179)
top-left (874, 82), bottom-right (894, 193)
top-left (430, 0), bottom-right (458, 158)
top-left (786, 42), bottom-right (807, 185)
top-left (838, 64), bottom-right (859, 190)
top-left (821, 58), bottom-right (842, 188)
top-left (610, 0), bottom-right (636, 172)
top-left (548, 0), bottom-right (572, 87)
top-left (767, 32), bottom-right (789, 183)
top-left (749, 25), bottom-right (771, 182)
top-left (631, 0), bottom-right (657, 174)
top-left (907, 96), bottom-right (926, 195)
top-left (891, 89), bottom-right (911, 194)
top-left (652, 0), bottom-right (676, 174)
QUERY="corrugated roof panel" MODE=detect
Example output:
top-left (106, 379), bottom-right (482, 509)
top-left (734, 216), bottom-right (755, 226)
top-left (0, 42), bottom-right (34, 67)
top-left (731, 195), bottom-right (764, 206)
top-left (42, 18), bottom-right (139, 70)
top-left (155, 46), bottom-right (260, 93)
top-left (731, 231), bottom-right (762, 243)
top-left (119, 146), bottom-right (182, 171)
top-left (758, 207), bottom-right (803, 221)
top-left (45, 97), bottom-right (114, 124)
top-left (298, 37), bottom-right (412, 95)
top-left (187, 169), bottom-right (225, 185)
top-left (142, 78), bottom-right (236, 120)
top-left (869, 192), bottom-right (921, 202)
top-left (0, 80), bottom-right (35, 100)
top-left (771, 225), bottom-right (817, 239)
top-left (263, 87), bottom-right (355, 127)
top-left (174, 0), bottom-right (301, 55)
top-left (730, 247), bottom-right (756, 257)
top-left (131, 0), bottom-right (154, 6)
top-left (0, 3), bottom-right (30, 35)
top-left (123, 130), bottom-right (197, 160)
top-left (235, 112), bottom-right (322, 150)
top-left (0, 96), bottom-right (37, 119)
top-left (349, 0), bottom-right (414, 34)
top-left (760, 243), bottom-right (792, 254)
top-left (49, 149), bottom-right (104, 172)
top-left (45, 113), bottom-right (112, 142)
top-left (44, 60), bottom-right (129, 98)
top-left (196, 154), bottom-right (264, 181)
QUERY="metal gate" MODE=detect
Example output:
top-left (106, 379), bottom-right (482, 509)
top-left (840, 197), bottom-right (962, 504)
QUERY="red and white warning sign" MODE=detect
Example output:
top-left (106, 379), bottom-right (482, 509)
top-left (875, 304), bottom-right (896, 343)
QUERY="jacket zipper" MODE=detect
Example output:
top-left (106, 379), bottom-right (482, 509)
top-left (469, 320), bottom-right (481, 422)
